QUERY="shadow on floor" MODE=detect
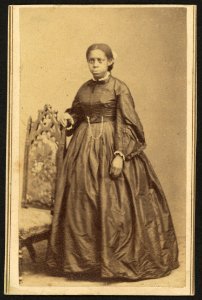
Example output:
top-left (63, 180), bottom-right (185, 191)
top-left (21, 236), bottom-right (186, 287)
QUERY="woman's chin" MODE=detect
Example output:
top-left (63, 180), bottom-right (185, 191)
top-left (93, 74), bottom-right (101, 78)
top-left (92, 72), bottom-right (103, 79)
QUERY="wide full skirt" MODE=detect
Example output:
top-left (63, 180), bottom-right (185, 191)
top-left (47, 121), bottom-right (179, 280)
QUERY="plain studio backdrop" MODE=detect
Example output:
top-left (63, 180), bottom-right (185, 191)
top-left (19, 6), bottom-right (187, 238)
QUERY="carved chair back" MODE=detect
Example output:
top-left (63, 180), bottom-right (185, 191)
top-left (22, 105), bottom-right (66, 210)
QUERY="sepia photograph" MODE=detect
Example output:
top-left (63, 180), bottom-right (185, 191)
top-left (5, 4), bottom-right (196, 295)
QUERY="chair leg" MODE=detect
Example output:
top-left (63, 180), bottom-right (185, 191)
top-left (26, 242), bottom-right (36, 263)
top-left (19, 239), bottom-right (23, 284)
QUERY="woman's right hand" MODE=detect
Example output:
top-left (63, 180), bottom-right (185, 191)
top-left (60, 112), bottom-right (74, 129)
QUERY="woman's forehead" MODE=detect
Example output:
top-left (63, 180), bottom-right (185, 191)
top-left (88, 49), bottom-right (107, 58)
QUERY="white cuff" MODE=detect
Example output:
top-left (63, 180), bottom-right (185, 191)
top-left (114, 151), bottom-right (125, 161)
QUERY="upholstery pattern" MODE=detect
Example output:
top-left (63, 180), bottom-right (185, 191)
top-left (26, 133), bottom-right (57, 209)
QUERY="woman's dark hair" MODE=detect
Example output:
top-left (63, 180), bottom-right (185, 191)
top-left (86, 43), bottom-right (114, 71)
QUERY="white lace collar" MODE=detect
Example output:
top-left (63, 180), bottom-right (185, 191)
top-left (92, 72), bottom-right (110, 82)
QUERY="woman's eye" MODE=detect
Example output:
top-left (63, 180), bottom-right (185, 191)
top-left (88, 58), bottom-right (105, 64)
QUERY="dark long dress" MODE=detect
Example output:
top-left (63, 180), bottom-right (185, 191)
top-left (47, 75), bottom-right (179, 280)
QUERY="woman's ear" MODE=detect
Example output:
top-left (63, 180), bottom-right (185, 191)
top-left (107, 58), bottom-right (114, 67)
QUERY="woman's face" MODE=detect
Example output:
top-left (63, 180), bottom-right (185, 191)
top-left (87, 49), bottom-right (112, 79)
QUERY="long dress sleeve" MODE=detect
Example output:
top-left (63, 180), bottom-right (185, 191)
top-left (114, 81), bottom-right (146, 160)
top-left (64, 95), bottom-right (84, 136)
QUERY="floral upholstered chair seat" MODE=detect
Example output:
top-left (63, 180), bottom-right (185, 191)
top-left (19, 207), bottom-right (52, 240)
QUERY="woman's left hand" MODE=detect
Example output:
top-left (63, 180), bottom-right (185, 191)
top-left (110, 155), bottom-right (124, 178)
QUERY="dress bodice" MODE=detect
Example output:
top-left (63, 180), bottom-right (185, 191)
top-left (75, 77), bottom-right (117, 123)
top-left (66, 75), bottom-right (146, 158)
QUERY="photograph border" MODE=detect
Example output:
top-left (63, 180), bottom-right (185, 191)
top-left (0, 1), bottom-right (199, 295)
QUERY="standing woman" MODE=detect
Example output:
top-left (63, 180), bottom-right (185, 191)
top-left (47, 43), bottom-right (179, 281)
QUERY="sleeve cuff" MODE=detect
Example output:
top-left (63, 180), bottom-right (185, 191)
top-left (114, 151), bottom-right (125, 161)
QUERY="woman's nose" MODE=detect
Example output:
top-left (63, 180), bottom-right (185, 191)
top-left (93, 60), bottom-right (99, 67)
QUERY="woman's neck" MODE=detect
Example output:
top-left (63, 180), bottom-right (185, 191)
top-left (93, 71), bottom-right (110, 81)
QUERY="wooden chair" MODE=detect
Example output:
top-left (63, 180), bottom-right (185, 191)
top-left (19, 104), bottom-right (66, 283)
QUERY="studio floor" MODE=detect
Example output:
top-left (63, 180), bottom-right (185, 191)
top-left (21, 236), bottom-right (186, 288)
